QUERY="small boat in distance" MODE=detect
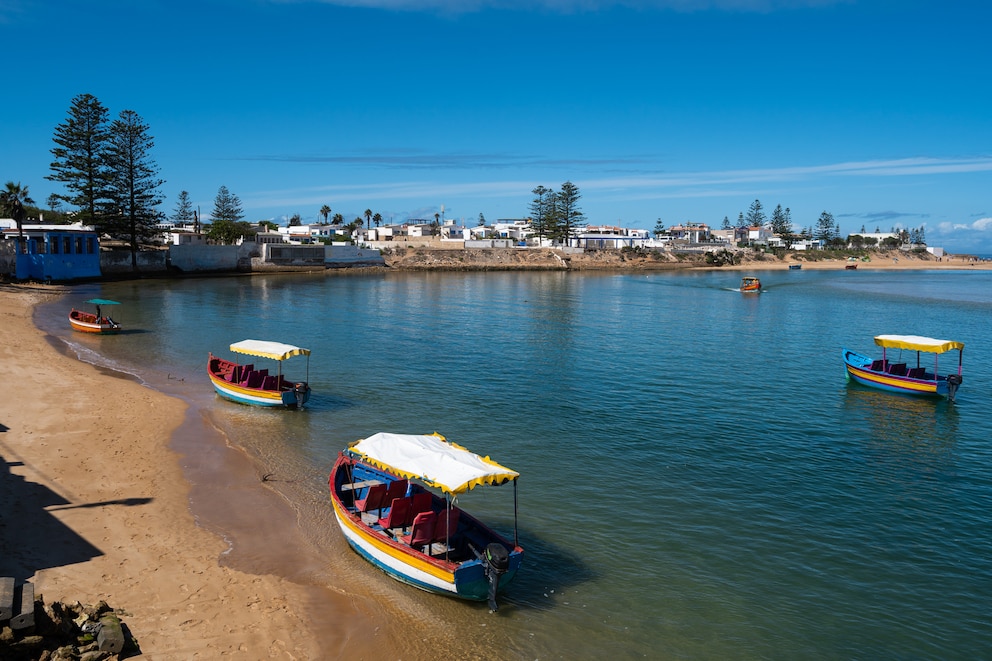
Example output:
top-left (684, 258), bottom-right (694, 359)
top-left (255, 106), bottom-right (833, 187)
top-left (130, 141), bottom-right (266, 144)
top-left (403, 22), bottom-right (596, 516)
top-left (69, 299), bottom-right (122, 333)
top-left (845, 263), bottom-right (858, 270)
top-left (207, 339), bottom-right (311, 409)
top-left (842, 335), bottom-right (964, 401)
top-left (740, 276), bottom-right (761, 293)
top-left (789, 263), bottom-right (802, 270)
top-left (329, 432), bottom-right (523, 612)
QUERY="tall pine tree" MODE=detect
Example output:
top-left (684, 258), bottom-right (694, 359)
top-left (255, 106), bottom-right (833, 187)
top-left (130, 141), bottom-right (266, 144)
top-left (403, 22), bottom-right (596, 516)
top-left (212, 185), bottom-right (243, 222)
top-left (172, 190), bottom-right (195, 224)
top-left (529, 185), bottom-right (552, 241)
top-left (554, 181), bottom-right (585, 246)
top-left (47, 93), bottom-right (112, 228)
top-left (106, 109), bottom-right (165, 268)
top-left (815, 211), bottom-right (836, 241)
top-left (207, 186), bottom-right (246, 244)
top-left (744, 199), bottom-right (766, 228)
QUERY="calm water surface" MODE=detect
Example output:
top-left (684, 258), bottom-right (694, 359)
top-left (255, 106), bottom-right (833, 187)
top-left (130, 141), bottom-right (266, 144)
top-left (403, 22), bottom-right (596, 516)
top-left (38, 268), bottom-right (992, 659)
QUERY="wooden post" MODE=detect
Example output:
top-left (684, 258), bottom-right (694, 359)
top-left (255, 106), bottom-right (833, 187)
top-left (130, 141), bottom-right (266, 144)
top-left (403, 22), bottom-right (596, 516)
top-left (98, 613), bottom-right (125, 654)
top-left (10, 581), bottom-right (35, 629)
top-left (0, 576), bottom-right (14, 621)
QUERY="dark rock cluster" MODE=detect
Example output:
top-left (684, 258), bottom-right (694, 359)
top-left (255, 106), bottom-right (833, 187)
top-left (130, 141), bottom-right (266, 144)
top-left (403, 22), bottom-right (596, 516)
top-left (0, 597), bottom-right (134, 661)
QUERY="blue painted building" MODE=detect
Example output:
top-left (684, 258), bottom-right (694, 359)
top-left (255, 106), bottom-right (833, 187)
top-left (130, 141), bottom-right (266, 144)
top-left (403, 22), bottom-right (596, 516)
top-left (1, 223), bottom-right (102, 281)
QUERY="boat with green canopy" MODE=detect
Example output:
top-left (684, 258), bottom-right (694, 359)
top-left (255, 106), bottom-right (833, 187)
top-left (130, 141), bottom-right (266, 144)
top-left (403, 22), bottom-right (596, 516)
top-left (68, 299), bottom-right (122, 333)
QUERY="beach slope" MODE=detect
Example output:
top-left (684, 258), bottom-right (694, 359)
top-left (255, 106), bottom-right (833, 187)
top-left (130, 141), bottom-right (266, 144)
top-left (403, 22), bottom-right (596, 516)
top-left (0, 286), bottom-right (330, 658)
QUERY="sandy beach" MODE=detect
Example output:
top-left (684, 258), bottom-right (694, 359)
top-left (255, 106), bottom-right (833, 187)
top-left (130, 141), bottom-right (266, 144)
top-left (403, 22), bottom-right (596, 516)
top-left (0, 285), bottom-right (406, 659)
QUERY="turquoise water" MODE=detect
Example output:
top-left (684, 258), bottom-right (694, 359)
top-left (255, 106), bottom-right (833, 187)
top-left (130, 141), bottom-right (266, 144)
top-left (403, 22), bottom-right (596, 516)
top-left (38, 269), bottom-right (992, 659)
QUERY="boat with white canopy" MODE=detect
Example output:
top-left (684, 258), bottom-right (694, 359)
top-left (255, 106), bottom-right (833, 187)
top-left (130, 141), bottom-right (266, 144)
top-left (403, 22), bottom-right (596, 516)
top-left (328, 432), bottom-right (523, 612)
top-left (843, 334), bottom-right (964, 401)
top-left (207, 339), bottom-right (311, 408)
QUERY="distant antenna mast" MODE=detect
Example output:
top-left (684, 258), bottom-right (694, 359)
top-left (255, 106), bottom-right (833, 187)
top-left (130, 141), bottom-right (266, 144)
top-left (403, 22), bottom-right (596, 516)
top-left (441, 204), bottom-right (445, 223)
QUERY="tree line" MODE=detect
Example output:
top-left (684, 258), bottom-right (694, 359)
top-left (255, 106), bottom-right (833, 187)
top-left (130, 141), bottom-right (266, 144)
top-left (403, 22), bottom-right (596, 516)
top-left (712, 199), bottom-right (926, 247)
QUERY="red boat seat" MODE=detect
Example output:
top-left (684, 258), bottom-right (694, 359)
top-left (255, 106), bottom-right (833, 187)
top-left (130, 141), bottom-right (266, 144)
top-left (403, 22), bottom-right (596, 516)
top-left (870, 359), bottom-right (887, 371)
top-left (355, 483), bottom-right (387, 516)
top-left (261, 375), bottom-right (277, 390)
top-left (383, 479), bottom-right (409, 505)
top-left (378, 497), bottom-right (412, 533)
top-left (907, 367), bottom-right (927, 379)
top-left (400, 511), bottom-right (437, 552)
top-left (406, 492), bottom-right (433, 526)
top-left (887, 363), bottom-right (907, 376)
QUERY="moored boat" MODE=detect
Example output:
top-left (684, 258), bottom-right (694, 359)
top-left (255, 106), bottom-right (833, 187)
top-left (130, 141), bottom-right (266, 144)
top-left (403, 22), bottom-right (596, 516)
top-left (740, 276), bottom-right (761, 292)
top-left (842, 334), bottom-right (964, 401)
top-left (207, 339), bottom-right (311, 409)
top-left (329, 432), bottom-right (523, 612)
top-left (788, 263), bottom-right (802, 270)
top-left (69, 299), bottom-right (122, 333)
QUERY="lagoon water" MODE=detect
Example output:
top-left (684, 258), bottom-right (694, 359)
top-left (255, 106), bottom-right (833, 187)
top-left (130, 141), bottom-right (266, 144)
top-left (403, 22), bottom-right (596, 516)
top-left (37, 268), bottom-right (992, 659)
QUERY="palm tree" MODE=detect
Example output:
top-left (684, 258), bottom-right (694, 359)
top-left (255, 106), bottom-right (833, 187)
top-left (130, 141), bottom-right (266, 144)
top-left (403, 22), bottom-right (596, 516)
top-left (364, 209), bottom-right (372, 229)
top-left (372, 212), bottom-right (382, 228)
top-left (320, 205), bottom-right (331, 223)
top-left (0, 181), bottom-right (35, 241)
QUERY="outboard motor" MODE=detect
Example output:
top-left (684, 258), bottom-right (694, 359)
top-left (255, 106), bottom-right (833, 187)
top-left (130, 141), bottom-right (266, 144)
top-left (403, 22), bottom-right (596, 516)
top-left (293, 382), bottom-right (308, 408)
top-left (483, 543), bottom-right (509, 613)
top-left (946, 374), bottom-right (962, 402)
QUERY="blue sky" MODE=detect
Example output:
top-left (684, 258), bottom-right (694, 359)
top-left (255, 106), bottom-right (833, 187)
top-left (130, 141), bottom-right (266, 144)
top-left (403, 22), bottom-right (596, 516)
top-left (3, 0), bottom-right (991, 253)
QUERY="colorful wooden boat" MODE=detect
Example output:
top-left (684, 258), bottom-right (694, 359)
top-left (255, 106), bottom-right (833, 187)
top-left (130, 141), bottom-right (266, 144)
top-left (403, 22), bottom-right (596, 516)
top-left (740, 276), bottom-right (761, 293)
top-left (842, 335), bottom-right (964, 401)
top-left (845, 263), bottom-right (858, 270)
top-left (207, 339), bottom-right (311, 409)
top-left (329, 432), bottom-right (523, 612)
top-left (68, 298), bottom-right (122, 333)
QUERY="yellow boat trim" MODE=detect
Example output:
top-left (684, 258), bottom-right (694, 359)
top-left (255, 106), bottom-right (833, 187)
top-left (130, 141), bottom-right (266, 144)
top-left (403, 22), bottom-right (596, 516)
top-left (208, 373), bottom-right (283, 399)
top-left (331, 497), bottom-right (455, 582)
top-left (849, 367), bottom-right (938, 393)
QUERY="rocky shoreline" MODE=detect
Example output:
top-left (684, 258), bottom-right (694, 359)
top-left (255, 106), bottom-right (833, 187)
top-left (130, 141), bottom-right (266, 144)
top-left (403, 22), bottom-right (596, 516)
top-left (378, 246), bottom-right (978, 271)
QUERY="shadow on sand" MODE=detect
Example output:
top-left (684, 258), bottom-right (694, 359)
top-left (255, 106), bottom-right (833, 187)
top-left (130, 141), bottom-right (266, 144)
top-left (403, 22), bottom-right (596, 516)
top-left (0, 455), bottom-right (151, 581)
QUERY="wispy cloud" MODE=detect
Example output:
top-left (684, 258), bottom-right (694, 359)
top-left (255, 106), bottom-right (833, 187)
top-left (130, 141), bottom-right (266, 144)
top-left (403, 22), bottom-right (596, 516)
top-left (285, 0), bottom-right (851, 13)
top-left (239, 155), bottom-right (992, 211)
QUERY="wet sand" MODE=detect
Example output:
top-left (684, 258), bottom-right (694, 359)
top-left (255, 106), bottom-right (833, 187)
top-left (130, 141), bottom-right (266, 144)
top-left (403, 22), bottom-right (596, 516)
top-left (0, 285), bottom-right (404, 659)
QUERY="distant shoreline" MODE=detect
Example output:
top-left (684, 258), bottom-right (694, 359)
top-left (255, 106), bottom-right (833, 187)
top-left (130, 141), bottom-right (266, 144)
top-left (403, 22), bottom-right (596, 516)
top-left (379, 246), bottom-right (992, 272)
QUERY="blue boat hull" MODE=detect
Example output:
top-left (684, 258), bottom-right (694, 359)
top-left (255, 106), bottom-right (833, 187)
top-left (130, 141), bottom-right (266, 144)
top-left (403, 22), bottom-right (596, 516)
top-left (843, 349), bottom-right (950, 397)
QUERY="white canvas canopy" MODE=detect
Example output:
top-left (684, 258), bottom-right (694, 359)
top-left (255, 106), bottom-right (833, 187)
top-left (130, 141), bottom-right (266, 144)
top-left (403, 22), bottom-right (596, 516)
top-left (348, 432), bottom-right (519, 495)
top-left (230, 339), bottom-right (311, 361)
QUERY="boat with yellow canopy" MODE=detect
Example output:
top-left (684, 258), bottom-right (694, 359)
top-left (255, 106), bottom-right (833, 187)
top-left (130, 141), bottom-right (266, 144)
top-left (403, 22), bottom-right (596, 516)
top-left (842, 334), bottom-right (963, 401)
top-left (207, 339), bottom-right (311, 408)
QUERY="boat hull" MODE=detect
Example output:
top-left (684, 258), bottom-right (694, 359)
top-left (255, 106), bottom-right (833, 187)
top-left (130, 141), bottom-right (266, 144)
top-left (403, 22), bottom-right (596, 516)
top-left (69, 309), bottom-right (121, 333)
top-left (207, 354), bottom-right (310, 408)
top-left (329, 455), bottom-right (522, 602)
top-left (843, 349), bottom-right (949, 397)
